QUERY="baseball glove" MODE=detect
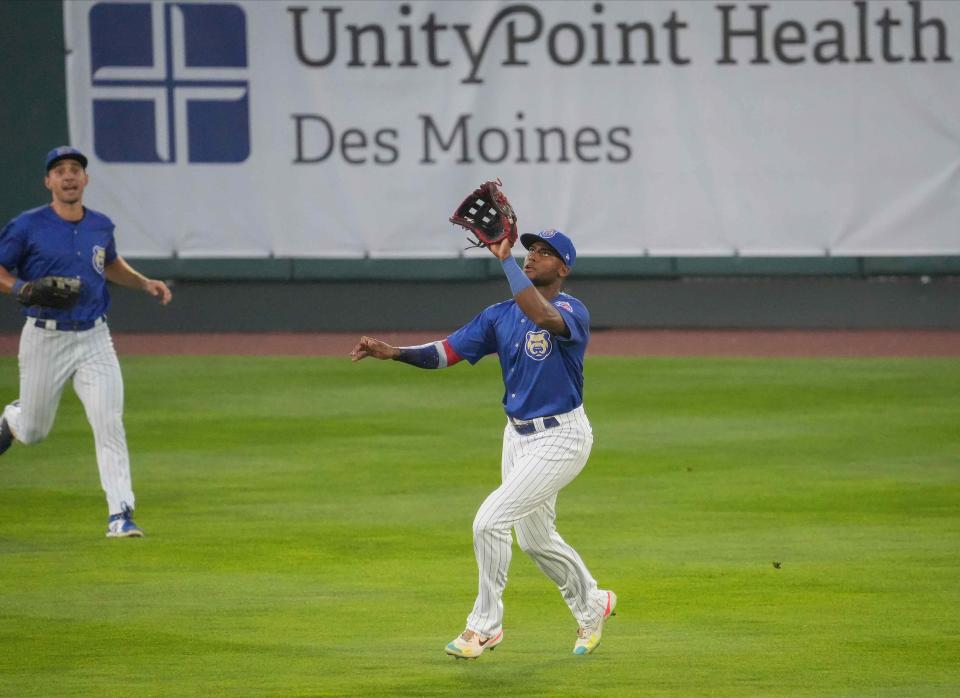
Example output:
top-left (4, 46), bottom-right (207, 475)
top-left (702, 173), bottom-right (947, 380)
top-left (17, 276), bottom-right (82, 309)
top-left (450, 178), bottom-right (518, 249)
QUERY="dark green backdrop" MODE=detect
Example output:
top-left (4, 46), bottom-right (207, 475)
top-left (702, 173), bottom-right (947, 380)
top-left (0, 1), bottom-right (68, 222)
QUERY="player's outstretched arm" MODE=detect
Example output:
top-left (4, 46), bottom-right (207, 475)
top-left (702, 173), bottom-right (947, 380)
top-left (350, 336), bottom-right (461, 368)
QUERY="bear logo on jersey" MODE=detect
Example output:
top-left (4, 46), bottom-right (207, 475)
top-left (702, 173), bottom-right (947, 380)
top-left (92, 245), bottom-right (106, 275)
top-left (524, 330), bottom-right (552, 361)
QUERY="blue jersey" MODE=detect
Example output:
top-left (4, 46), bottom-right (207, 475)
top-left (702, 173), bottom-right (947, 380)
top-left (447, 292), bottom-right (590, 420)
top-left (0, 205), bottom-right (118, 323)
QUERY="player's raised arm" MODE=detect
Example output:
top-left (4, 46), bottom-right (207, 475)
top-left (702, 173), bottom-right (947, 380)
top-left (487, 237), bottom-right (569, 337)
top-left (446, 179), bottom-right (572, 336)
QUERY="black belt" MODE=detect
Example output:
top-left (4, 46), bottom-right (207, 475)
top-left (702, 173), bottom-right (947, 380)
top-left (34, 315), bottom-right (106, 332)
top-left (511, 416), bottom-right (560, 435)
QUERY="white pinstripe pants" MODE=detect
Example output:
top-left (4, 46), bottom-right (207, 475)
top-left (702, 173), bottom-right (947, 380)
top-left (466, 405), bottom-right (608, 636)
top-left (3, 319), bottom-right (134, 515)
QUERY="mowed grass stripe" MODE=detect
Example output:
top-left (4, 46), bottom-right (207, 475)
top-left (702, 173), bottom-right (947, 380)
top-left (0, 356), bottom-right (957, 696)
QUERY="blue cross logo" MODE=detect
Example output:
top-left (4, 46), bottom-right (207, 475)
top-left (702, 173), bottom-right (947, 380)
top-left (89, 2), bottom-right (250, 163)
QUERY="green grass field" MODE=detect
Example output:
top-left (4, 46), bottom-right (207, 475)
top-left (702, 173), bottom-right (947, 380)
top-left (0, 355), bottom-right (958, 697)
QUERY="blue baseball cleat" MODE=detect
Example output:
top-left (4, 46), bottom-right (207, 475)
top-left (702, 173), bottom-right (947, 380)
top-left (0, 400), bottom-right (19, 456)
top-left (106, 506), bottom-right (144, 538)
top-left (0, 417), bottom-right (12, 456)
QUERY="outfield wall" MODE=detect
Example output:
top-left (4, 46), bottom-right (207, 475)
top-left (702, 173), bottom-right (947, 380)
top-left (0, 1), bottom-right (958, 331)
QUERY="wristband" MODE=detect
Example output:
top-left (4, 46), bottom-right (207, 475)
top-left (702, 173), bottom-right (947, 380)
top-left (11, 279), bottom-right (25, 297)
top-left (501, 256), bottom-right (533, 296)
top-left (395, 342), bottom-right (441, 369)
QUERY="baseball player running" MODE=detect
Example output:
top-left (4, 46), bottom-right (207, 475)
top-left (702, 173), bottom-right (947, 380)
top-left (350, 229), bottom-right (616, 657)
top-left (0, 146), bottom-right (172, 537)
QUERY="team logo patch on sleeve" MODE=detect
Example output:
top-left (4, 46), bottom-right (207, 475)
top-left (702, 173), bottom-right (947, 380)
top-left (92, 245), bottom-right (106, 274)
top-left (554, 301), bottom-right (573, 313)
top-left (524, 330), bottom-right (552, 361)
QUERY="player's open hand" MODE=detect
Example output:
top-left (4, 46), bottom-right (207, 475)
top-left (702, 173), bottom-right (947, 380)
top-left (350, 336), bottom-right (399, 362)
top-left (487, 237), bottom-right (515, 261)
top-left (144, 279), bottom-right (172, 305)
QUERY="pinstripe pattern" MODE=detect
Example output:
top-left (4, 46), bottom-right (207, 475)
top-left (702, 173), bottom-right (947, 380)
top-left (5, 319), bottom-right (134, 515)
top-left (466, 405), bottom-right (608, 636)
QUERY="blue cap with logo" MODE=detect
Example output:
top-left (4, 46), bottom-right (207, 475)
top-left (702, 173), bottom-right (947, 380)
top-left (45, 146), bottom-right (88, 172)
top-left (520, 229), bottom-right (576, 268)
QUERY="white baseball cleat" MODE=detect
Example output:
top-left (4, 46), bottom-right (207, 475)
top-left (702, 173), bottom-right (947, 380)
top-left (573, 590), bottom-right (618, 655)
top-left (444, 628), bottom-right (503, 659)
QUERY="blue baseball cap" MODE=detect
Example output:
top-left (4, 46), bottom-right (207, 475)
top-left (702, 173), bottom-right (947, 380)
top-left (520, 229), bottom-right (576, 268)
top-left (45, 146), bottom-right (88, 172)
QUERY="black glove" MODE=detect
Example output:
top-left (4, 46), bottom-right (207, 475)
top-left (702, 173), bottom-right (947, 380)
top-left (17, 276), bottom-right (82, 309)
top-left (450, 178), bottom-right (519, 249)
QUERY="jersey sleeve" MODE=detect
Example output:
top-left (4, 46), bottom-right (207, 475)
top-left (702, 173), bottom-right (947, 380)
top-left (102, 215), bottom-right (118, 264)
top-left (554, 298), bottom-right (590, 345)
top-left (105, 236), bottom-right (118, 264)
top-left (0, 218), bottom-right (27, 272)
top-left (446, 306), bottom-right (498, 365)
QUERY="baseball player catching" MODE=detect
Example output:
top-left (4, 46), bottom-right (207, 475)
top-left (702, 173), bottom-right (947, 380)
top-left (351, 205), bottom-right (617, 657)
top-left (0, 146), bottom-right (172, 537)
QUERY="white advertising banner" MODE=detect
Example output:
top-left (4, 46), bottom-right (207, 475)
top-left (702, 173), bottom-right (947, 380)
top-left (65, 0), bottom-right (960, 258)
